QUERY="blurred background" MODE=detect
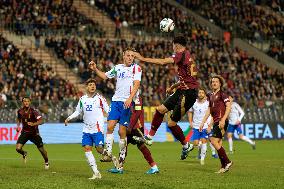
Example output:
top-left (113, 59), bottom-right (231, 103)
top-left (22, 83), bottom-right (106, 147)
top-left (0, 0), bottom-right (283, 142)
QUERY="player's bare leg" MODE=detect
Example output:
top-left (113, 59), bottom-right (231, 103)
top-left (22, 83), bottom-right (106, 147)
top-left (16, 143), bottom-right (27, 163)
top-left (168, 119), bottom-right (194, 160)
top-left (133, 105), bottom-right (168, 146)
top-left (84, 145), bottom-right (101, 179)
top-left (239, 134), bottom-right (256, 150)
top-left (37, 146), bottom-right (49, 169)
top-left (210, 137), bottom-right (232, 173)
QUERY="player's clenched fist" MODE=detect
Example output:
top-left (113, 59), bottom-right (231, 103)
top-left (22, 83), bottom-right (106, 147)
top-left (88, 60), bottom-right (97, 71)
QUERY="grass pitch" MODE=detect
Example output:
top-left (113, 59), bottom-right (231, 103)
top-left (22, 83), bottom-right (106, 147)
top-left (0, 140), bottom-right (284, 189)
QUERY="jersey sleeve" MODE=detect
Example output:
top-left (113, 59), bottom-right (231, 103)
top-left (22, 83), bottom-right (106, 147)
top-left (105, 66), bottom-right (117, 79)
top-left (68, 99), bottom-right (83, 120)
top-left (133, 65), bottom-right (142, 81)
top-left (100, 96), bottom-right (109, 113)
top-left (188, 107), bottom-right (193, 112)
top-left (172, 53), bottom-right (182, 65)
top-left (221, 92), bottom-right (230, 104)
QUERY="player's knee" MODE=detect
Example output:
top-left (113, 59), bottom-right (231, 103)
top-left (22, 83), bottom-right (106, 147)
top-left (137, 143), bottom-right (144, 149)
top-left (95, 146), bottom-right (104, 154)
top-left (37, 144), bottom-right (44, 149)
top-left (168, 119), bottom-right (177, 127)
top-left (84, 146), bottom-right (92, 152)
top-left (156, 105), bottom-right (167, 114)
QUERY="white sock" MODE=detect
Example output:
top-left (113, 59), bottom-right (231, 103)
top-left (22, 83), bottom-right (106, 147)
top-left (85, 151), bottom-right (99, 174)
top-left (200, 143), bottom-right (207, 160)
top-left (209, 142), bottom-right (216, 155)
top-left (242, 136), bottom-right (254, 145)
top-left (105, 133), bottom-right (114, 155)
top-left (228, 138), bottom-right (233, 152)
top-left (147, 134), bottom-right (152, 139)
top-left (197, 143), bottom-right (201, 156)
top-left (118, 138), bottom-right (127, 168)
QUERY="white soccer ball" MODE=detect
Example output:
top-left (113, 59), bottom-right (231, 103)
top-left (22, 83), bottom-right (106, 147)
top-left (160, 18), bottom-right (175, 32)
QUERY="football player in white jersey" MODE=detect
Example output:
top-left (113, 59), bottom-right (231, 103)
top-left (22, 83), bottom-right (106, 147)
top-left (65, 78), bottom-right (109, 179)
top-left (88, 47), bottom-right (142, 174)
top-left (188, 88), bottom-right (217, 165)
top-left (227, 96), bottom-right (255, 153)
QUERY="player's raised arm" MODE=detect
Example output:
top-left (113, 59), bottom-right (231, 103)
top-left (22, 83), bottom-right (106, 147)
top-left (65, 98), bottom-right (83, 126)
top-left (133, 52), bottom-right (174, 65)
top-left (88, 61), bottom-right (108, 80)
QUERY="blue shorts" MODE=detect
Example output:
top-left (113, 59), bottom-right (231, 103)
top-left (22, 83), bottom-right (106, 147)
top-left (82, 132), bottom-right (104, 147)
top-left (227, 124), bottom-right (243, 134)
top-left (191, 128), bottom-right (209, 141)
top-left (107, 101), bottom-right (132, 127)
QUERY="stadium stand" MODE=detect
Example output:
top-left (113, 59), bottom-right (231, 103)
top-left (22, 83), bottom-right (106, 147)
top-left (0, 0), bottom-right (105, 37)
top-left (0, 0), bottom-right (283, 123)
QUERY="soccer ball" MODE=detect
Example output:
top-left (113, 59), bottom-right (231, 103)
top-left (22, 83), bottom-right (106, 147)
top-left (160, 18), bottom-right (175, 32)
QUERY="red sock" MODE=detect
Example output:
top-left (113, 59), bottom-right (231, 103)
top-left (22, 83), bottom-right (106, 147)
top-left (169, 125), bottom-right (186, 145)
top-left (139, 145), bottom-right (156, 167)
top-left (217, 146), bottom-right (230, 168)
top-left (149, 110), bottom-right (164, 136)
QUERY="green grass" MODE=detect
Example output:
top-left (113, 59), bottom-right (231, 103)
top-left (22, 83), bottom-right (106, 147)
top-left (0, 141), bottom-right (284, 189)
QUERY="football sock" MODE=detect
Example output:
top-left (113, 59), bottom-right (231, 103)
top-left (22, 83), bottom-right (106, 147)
top-left (138, 144), bottom-right (156, 167)
top-left (169, 125), bottom-right (187, 145)
top-left (200, 143), bottom-right (207, 160)
top-left (217, 146), bottom-right (230, 168)
top-left (149, 110), bottom-right (164, 136)
top-left (228, 137), bottom-right (233, 152)
top-left (85, 151), bottom-right (99, 174)
top-left (105, 133), bottom-right (114, 155)
top-left (118, 138), bottom-right (127, 167)
top-left (242, 136), bottom-right (254, 145)
top-left (16, 148), bottom-right (26, 156)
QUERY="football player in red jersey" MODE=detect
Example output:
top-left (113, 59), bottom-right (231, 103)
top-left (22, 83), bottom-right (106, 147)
top-left (200, 75), bottom-right (233, 173)
top-left (133, 35), bottom-right (198, 160)
top-left (16, 97), bottom-right (49, 169)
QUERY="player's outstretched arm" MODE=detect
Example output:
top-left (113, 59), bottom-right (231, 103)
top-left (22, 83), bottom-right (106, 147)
top-left (65, 99), bottom-right (83, 126)
top-left (133, 52), bottom-right (174, 65)
top-left (88, 61), bottom-right (108, 80)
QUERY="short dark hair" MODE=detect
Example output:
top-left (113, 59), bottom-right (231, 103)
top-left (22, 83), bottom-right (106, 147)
top-left (210, 75), bottom-right (226, 88)
top-left (173, 35), bottom-right (187, 47)
top-left (198, 87), bottom-right (207, 93)
top-left (85, 78), bottom-right (96, 85)
top-left (22, 96), bottom-right (31, 102)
